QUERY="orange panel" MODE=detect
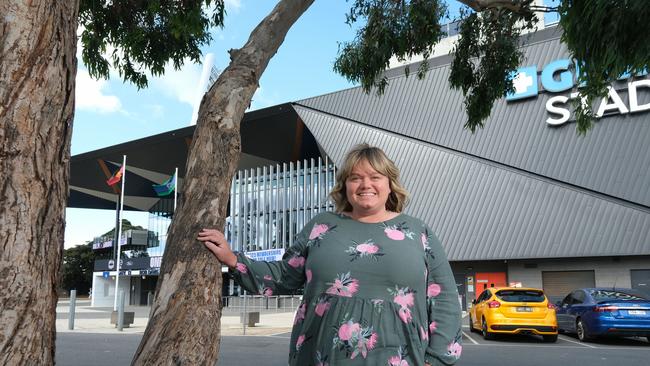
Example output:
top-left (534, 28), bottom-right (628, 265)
top-left (474, 272), bottom-right (507, 299)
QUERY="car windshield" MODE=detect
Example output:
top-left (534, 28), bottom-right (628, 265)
top-left (496, 290), bottom-right (545, 302)
top-left (588, 289), bottom-right (649, 302)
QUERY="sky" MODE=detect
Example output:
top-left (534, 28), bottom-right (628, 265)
top-left (64, 0), bottom-right (557, 248)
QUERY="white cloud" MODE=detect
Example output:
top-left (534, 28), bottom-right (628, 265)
top-left (75, 69), bottom-right (123, 113)
top-left (224, 0), bottom-right (242, 13)
top-left (250, 87), bottom-right (278, 111)
top-left (146, 104), bottom-right (165, 120)
top-left (149, 60), bottom-right (203, 108)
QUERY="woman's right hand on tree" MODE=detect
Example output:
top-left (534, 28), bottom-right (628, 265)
top-left (197, 228), bottom-right (237, 269)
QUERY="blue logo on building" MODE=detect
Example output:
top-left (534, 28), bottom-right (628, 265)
top-left (506, 65), bottom-right (538, 101)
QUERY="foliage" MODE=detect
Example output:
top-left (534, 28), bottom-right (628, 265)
top-left (100, 218), bottom-right (145, 238)
top-left (79, 0), bottom-right (226, 88)
top-left (449, 6), bottom-right (536, 132)
top-left (558, 0), bottom-right (650, 134)
top-left (334, 0), bottom-right (447, 94)
top-left (61, 243), bottom-right (95, 295)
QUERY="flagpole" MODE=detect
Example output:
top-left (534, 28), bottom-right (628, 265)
top-left (173, 167), bottom-right (178, 212)
top-left (113, 155), bottom-right (127, 311)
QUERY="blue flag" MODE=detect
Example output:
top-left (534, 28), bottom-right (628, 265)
top-left (152, 174), bottom-right (176, 196)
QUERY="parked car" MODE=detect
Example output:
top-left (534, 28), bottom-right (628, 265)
top-left (556, 288), bottom-right (650, 342)
top-left (468, 287), bottom-right (558, 342)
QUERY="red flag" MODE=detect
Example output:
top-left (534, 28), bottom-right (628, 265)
top-left (106, 165), bottom-right (124, 186)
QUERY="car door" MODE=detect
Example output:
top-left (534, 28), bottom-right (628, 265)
top-left (556, 293), bottom-right (573, 330)
top-left (567, 290), bottom-right (588, 331)
top-left (474, 290), bottom-right (490, 326)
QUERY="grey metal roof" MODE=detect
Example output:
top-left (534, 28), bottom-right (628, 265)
top-left (294, 105), bottom-right (650, 261)
top-left (297, 30), bottom-right (650, 209)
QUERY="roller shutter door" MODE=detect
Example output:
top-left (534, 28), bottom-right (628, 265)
top-left (542, 270), bottom-right (595, 302)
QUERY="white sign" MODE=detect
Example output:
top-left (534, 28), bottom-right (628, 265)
top-left (245, 249), bottom-right (285, 262)
top-left (149, 256), bottom-right (162, 269)
top-left (508, 58), bottom-right (649, 126)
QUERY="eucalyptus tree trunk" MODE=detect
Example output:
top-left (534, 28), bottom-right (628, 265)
top-left (0, 1), bottom-right (79, 365)
top-left (132, 0), bottom-right (315, 364)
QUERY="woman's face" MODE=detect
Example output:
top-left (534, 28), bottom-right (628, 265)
top-left (345, 159), bottom-right (391, 214)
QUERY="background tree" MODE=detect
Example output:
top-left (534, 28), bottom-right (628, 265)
top-left (59, 218), bottom-right (146, 297)
top-left (60, 243), bottom-right (95, 297)
top-left (1, 0), bottom-right (648, 365)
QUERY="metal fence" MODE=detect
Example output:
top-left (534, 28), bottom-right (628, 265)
top-left (226, 156), bottom-right (337, 252)
top-left (222, 295), bottom-right (303, 313)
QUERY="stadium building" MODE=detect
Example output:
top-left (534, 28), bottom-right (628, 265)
top-left (69, 26), bottom-right (650, 309)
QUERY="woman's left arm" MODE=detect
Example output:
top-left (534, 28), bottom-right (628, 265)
top-left (423, 229), bottom-right (463, 366)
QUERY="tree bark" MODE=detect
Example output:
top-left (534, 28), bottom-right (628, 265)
top-left (0, 1), bottom-right (78, 365)
top-left (132, 0), bottom-right (314, 364)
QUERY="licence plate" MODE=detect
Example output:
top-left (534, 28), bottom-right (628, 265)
top-left (628, 310), bottom-right (646, 316)
top-left (516, 307), bottom-right (532, 312)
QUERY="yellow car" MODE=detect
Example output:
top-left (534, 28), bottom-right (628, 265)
top-left (468, 287), bottom-right (558, 342)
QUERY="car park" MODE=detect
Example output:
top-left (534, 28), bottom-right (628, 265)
top-left (556, 288), bottom-right (650, 342)
top-left (468, 287), bottom-right (558, 342)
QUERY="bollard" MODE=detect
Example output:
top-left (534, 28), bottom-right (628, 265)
top-left (147, 291), bottom-right (153, 306)
top-left (117, 290), bottom-right (125, 331)
top-left (68, 290), bottom-right (77, 330)
top-left (242, 290), bottom-right (248, 335)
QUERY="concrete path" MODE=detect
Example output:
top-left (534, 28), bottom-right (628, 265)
top-left (56, 298), bottom-right (294, 336)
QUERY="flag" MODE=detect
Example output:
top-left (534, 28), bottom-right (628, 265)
top-left (152, 174), bottom-right (176, 196)
top-left (106, 165), bottom-right (124, 186)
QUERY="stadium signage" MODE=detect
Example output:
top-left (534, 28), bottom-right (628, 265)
top-left (507, 59), bottom-right (650, 126)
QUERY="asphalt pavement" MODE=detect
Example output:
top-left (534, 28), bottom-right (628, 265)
top-left (55, 299), bottom-right (650, 366)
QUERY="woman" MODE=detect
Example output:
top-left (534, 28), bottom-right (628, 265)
top-left (199, 143), bottom-right (462, 365)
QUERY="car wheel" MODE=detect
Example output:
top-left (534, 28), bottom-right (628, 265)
top-left (482, 318), bottom-right (495, 340)
top-left (576, 319), bottom-right (592, 342)
top-left (543, 334), bottom-right (558, 343)
top-left (468, 315), bottom-right (477, 333)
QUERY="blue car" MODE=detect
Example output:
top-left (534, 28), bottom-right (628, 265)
top-left (556, 288), bottom-right (650, 342)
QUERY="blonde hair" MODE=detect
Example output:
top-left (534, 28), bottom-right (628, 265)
top-left (330, 143), bottom-right (409, 213)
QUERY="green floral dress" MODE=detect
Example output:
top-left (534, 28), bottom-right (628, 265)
top-left (231, 212), bottom-right (462, 366)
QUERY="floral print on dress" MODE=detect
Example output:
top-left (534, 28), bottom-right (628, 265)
top-left (389, 286), bottom-right (416, 323)
top-left (383, 222), bottom-right (415, 241)
top-left (315, 350), bottom-right (329, 366)
top-left (294, 303), bottom-right (306, 325)
top-left (230, 213), bottom-right (462, 366)
top-left (332, 319), bottom-right (378, 360)
top-left (295, 334), bottom-right (310, 352)
top-left (261, 286), bottom-right (273, 297)
top-left (287, 255), bottom-right (305, 268)
top-left (308, 223), bottom-right (336, 247)
top-left (235, 262), bottom-right (248, 274)
top-left (388, 346), bottom-right (410, 366)
top-left (326, 272), bottom-right (359, 297)
top-left (429, 321), bottom-right (437, 335)
top-left (427, 283), bottom-right (441, 298)
top-left (446, 334), bottom-right (463, 359)
top-left (371, 299), bottom-right (384, 314)
top-left (314, 295), bottom-right (332, 317)
top-left (421, 228), bottom-right (432, 252)
top-left (419, 325), bottom-right (429, 341)
top-left (345, 239), bottom-right (384, 261)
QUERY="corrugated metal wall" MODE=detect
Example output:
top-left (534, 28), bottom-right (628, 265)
top-left (297, 32), bottom-right (650, 208)
top-left (295, 106), bottom-right (650, 261)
